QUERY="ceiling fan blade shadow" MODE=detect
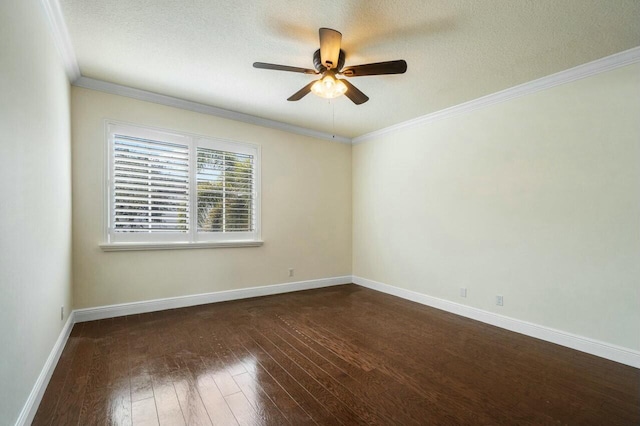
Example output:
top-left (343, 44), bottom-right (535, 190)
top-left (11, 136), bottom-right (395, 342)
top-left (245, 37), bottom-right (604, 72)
top-left (319, 28), bottom-right (342, 69)
top-left (347, 17), bottom-right (458, 51)
top-left (287, 81), bottom-right (316, 101)
top-left (253, 62), bottom-right (318, 74)
top-left (264, 17), bottom-right (318, 45)
top-left (341, 79), bottom-right (369, 105)
top-left (341, 60), bottom-right (407, 77)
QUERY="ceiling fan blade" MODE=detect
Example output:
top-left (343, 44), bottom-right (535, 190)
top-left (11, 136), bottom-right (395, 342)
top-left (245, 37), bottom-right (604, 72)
top-left (319, 28), bottom-right (342, 69)
top-left (341, 79), bottom-right (369, 105)
top-left (253, 62), bottom-right (318, 74)
top-left (287, 81), bottom-right (316, 101)
top-left (341, 60), bottom-right (407, 77)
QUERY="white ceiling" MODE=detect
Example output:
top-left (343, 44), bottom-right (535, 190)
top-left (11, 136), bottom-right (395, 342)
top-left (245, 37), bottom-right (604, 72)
top-left (59, 0), bottom-right (640, 139)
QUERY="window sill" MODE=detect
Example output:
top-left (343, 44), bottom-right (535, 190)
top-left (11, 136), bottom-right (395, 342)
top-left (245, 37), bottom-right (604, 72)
top-left (99, 240), bottom-right (264, 252)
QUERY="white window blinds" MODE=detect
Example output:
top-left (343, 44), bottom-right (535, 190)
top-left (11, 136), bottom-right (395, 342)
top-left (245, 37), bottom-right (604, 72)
top-left (197, 147), bottom-right (255, 233)
top-left (106, 122), bottom-right (261, 247)
top-left (112, 134), bottom-right (190, 233)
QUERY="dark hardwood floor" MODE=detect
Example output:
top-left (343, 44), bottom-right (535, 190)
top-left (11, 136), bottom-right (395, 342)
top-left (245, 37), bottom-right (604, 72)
top-left (33, 284), bottom-right (639, 425)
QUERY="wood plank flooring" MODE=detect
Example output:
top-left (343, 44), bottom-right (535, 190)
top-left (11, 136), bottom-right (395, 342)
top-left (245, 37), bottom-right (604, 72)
top-left (33, 284), bottom-right (639, 425)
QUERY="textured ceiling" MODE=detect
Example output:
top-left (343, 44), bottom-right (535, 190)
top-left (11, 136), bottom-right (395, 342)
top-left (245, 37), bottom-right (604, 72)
top-left (60, 0), bottom-right (640, 139)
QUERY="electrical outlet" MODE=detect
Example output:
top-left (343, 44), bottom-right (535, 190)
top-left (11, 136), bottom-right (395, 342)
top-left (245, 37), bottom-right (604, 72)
top-left (288, 268), bottom-right (294, 277)
top-left (496, 295), bottom-right (504, 306)
top-left (61, 306), bottom-right (64, 320)
top-left (460, 287), bottom-right (467, 298)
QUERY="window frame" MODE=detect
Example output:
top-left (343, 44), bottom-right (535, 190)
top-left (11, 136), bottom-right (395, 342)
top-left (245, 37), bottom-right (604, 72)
top-left (102, 121), bottom-right (262, 251)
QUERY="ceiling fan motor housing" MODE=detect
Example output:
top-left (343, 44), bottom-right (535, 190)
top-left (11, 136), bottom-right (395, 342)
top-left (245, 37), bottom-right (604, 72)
top-left (314, 49), bottom-right (346, 73)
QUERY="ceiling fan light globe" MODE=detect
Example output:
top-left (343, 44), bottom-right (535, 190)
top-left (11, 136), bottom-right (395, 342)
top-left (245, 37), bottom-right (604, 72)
top-left (311, 75), bottom-right (347, 99)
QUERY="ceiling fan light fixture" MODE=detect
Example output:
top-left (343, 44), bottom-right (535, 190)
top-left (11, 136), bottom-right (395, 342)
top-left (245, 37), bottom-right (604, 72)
top-left (254, 27), bottom-right (406, 104)
top-left (311, 73), bottom-right (347, 99)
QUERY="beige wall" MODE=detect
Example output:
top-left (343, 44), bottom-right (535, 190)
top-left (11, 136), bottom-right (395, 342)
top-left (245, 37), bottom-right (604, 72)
top-left (1, 2), bottom-right (636, 421)
top-left (71, 87), bottom-right (352, 309)
top-left (353, 64), bottom-right (640, 351)
top-left (0, 0), bottom-right (73, 424)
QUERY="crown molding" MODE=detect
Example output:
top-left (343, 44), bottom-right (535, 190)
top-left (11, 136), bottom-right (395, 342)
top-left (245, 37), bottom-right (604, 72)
top-left (353, 46), bottom-right (640, 144)
top-left (73, 77), bottom-right (352, 144)
top-left (40, 0), bottom-right (638, 146)
top-left (40, 0), bottom-right (80, 82)
top-left (39, 0), bottom-right (350, 144)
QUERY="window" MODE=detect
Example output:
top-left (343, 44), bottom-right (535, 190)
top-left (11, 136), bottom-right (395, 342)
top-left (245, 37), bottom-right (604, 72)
top-left (104, 122), bottom-right (261, 250)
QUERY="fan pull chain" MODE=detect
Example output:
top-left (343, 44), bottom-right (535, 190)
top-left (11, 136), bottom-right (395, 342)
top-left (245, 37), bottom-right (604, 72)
top-left (331, 99), bottom-right (336, 139)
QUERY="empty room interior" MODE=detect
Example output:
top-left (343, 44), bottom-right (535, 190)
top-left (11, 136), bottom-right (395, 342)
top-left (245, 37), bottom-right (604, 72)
top-left (1, 0), bottom-right (639, 425)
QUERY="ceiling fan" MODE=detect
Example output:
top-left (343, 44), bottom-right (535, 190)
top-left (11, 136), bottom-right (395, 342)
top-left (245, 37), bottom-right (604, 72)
top-left (253, 28), bottom-right (407, 105)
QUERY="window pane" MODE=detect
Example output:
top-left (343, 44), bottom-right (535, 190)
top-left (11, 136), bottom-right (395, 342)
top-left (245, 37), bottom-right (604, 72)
top-left (197, 147), bottom-right (254, 233)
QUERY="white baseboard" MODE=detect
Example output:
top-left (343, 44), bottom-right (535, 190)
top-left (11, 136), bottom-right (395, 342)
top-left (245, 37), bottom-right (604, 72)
top-left (16, 276), bottom-right (350, 424)
top-left (352, 276), bottom-right (640, 369)
top-left (74, 276), bottom-right (352, 322)
top-left (15, 311), bottom-right (76, 426)
top-left (17, 274), bottom-right (637, 426)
